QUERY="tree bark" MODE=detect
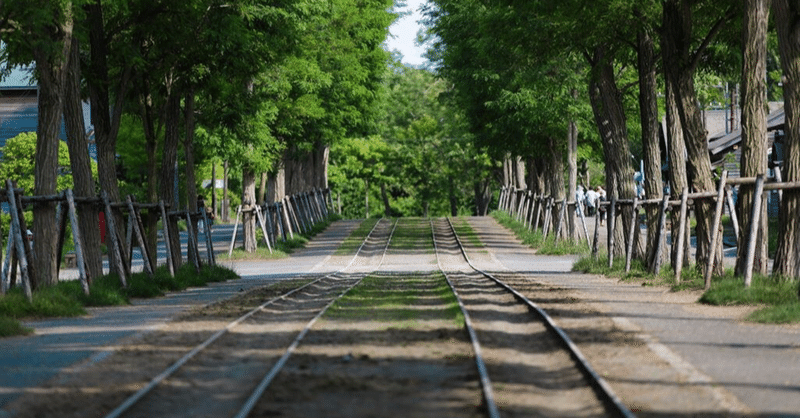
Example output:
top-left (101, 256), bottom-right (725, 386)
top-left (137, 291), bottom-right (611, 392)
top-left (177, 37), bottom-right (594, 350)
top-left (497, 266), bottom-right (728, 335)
top-left (547, 137), bottom-right (566, 238)
top-left (63, 36), bottom-right (103, 281)
top-left (567, 117), bottom-right (578, 240)
top-left (662, 0), bottom-right (725, 276)
top-left (184, 90), bottom-right (199, 240)
top-left (31, 9), bottom-right (73, 287)
top-left (637, 26), bottom-right (664, 269)
top-left (86, 0), bottom-right (129, 259)
top-left (735, 0), bottom-right (770, 277)
top-left (268, 163), bottom-right (286, 204)
top-left (138, 79), bottom-right (160, 269)
top-left (242, 167), bottom-right (257, 252)
top-left (772, 0), bottom-right (800, 280)
top-left (160, 87), bottom-right (182, 269)
top-left (587, 47), bottom-right (637, 256)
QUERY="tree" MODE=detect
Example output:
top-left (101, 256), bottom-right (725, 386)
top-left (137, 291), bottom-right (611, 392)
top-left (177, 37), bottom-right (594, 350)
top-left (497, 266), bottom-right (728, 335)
top-left (735, 0), bottom-right (771, 277)
top-left (772, 0), bottom-right (800, 281)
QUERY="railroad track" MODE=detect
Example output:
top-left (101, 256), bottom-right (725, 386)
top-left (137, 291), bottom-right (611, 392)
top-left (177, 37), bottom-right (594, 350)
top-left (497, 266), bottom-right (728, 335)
top-left (431, 217), bottom-right (636, 418)
top-left (103, 217), bottom-right (399, 418)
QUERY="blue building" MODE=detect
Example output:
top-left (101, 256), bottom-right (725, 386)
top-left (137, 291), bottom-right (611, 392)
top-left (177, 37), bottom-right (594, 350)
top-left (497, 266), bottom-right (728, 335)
top-left (0, 65), bottom-right (96, 158)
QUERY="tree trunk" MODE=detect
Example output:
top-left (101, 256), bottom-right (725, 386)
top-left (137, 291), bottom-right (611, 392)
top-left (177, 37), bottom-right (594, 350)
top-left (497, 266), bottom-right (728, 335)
top-left (637, 26), bottom-right (664, 269)
top-left (258, 172), bottom-right (268, 205)
top-left (381, 183), bottom-right (392, 216)
top-left (662, 0), bottom-right (725, 276)
top-left (268, 163), bottom-right (286, 204)
top-left (139, 81), bottom-right (160, 269)
top-left (567, 117), bottom-right (578, 240)
top-left (547, 137), bottom-right (566, 239)
top-left (735, 0), bottom-right (770, 277)
top-left (242, 168), bottom-right (257, 252)
top-left (160, 87), bottom-right (182, 269)
top-left (664, 73), bottom-right (691, 268)
top-left (32, 14), bottom-right (73, 287)
top-left (184, 90), bottom-right (199, 239)
top-left (223, 160), bottom-right (229, 222)
top-left (772, 0), bottom-right (800, 280)
top-left (587, 47), bottom-right (637, 257)
top-left (86, 0), bottom-right (129, 261)
top-left (514, 155), bottom-right (527, 190)
top-left (63, 36), bottom-right (103, 281)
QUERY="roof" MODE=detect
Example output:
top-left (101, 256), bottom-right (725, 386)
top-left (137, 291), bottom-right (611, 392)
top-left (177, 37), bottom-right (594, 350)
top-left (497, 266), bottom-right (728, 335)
top-left (0, 66), bottom-right (36, 90)
top-left (707, 107), bottom-right (785, 158)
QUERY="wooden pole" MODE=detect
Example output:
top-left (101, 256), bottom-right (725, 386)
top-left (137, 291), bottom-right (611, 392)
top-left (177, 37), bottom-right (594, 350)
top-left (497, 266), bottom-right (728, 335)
top-left (591, 207), bottom-right (600, 258)
top-left (744, 174), bottom-right (765, 288)
top-left (66, 190), bottom-right (90, 293)
top-left (1, 228), bottom-right (14, 294)
top-left (652, 194), bottom-right (670, 275)
top-left (674, 187), bottom-right (689, 284)
top-left (607, 198), bottom-right (616, 269)
top-left (200, 207), bottom-right (216, 267)
top-left (228, 205), bottom-right (243, 257)
top-left (282, 197), bottom-right (296, 239)
top-left (625, 197), bottom-right (639, 273)
top-left (159, 200), bottom-right (175, 277)
top-left (6, 181), bottom-right (31, 301)
top-left (254, 205), bottom-right (273, 254)
top-left (12, 187), bottom-right (35, 288)
top-left (185, 210), bottom-right (201, 273)
top-left (577, 200), bottom-right (591, 249)
top-left (55, 200), bottom-right (68, 279)
top-left (542, 197), bottom-right (553, 239)
top-left (127, 196), bottom-right (154, 277)
top-left (725, 185), bottom-right (740, 241)
top-left (102, 190), bottom-right (128, 287)
top-left (705, 171), bottom-right (728, 289)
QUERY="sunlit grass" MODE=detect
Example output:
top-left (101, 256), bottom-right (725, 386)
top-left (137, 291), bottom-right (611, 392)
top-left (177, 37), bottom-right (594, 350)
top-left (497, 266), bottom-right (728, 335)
top-left (491, 210), bottom-right (590, 255)
top-left (335, 218), bottom-right (382, 255)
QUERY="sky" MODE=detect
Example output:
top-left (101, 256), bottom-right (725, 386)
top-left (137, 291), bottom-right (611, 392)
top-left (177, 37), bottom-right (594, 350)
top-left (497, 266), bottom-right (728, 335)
top-left (385, 0), bottom-right (428, 67)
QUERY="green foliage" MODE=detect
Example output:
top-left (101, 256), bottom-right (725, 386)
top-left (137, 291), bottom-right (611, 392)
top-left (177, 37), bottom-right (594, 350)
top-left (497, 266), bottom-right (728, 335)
top-left (0, 132), bottom-right (86, 193)
top-left (0, 316), bottom-right (32, 337)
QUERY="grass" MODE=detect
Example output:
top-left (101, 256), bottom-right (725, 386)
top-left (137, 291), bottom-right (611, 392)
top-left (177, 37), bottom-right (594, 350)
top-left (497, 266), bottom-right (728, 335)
top-left (450, 217), bottom-right (483, 249)
top-left (326, 273), bottom-right (464, 328)
top-left (700, 274), bottom-right (800, 323)
top-left (389, 218), bottom-right (433, 252)
top-left (491, 210), bottom-right (590, 256)
top-left (0, 263), bottom-right (239, 337)
top-left (335, 217), bottom-right (381, 255)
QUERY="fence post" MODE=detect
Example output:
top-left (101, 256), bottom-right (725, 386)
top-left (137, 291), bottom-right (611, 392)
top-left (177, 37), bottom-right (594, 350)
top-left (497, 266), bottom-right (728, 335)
top-left (674, 187), bottom-right (689, 284)
top-left (102, 190), bottom-right (128, 287)
top-left (652, 194), bottom-right (670, 275)
top-left (744, 174), bottom-right (766, 288)
top-left (66, 190), bottom-right (90, 292)
top-left (159, 201), bottom-right (175, 277)
top-left (705, 170), bottom-right (728, 289)
top-left (6, 181), bottom-right (32, 300)
top-left (625, 197), bottom-right (639, 273)
top-left (607, 198), bottom-right (616, 269)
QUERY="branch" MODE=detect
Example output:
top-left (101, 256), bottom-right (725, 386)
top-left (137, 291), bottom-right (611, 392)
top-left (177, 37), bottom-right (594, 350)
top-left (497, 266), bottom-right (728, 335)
top-left (689, 6), bottom-right (736, 72)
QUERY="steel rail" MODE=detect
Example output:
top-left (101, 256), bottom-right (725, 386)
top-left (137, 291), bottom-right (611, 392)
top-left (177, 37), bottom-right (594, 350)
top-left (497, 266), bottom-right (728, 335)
top-left (444, 217), bottom-right (636, 418)
top-left (234, 217), bottom-right (399, 418)
top-left (430, 218), bottom-right (501, 418)
top-left (104, 217), bottom-right (392, 418)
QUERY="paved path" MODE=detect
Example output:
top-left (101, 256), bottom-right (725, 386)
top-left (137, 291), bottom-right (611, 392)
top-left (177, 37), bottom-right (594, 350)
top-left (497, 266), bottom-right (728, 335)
top-left (0, 219), bottom-right (360, 415)
top-left (468, 216), bottom-right (800, 418)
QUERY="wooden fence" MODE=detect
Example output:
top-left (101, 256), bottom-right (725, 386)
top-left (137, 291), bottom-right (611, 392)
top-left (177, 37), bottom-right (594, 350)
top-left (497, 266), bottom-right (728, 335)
top-left (227, 188), bottom-right (333, 256)
top-left (0, 182), bottom-right (217, 301)
top-left (498, 168), bottom-right (800, 290)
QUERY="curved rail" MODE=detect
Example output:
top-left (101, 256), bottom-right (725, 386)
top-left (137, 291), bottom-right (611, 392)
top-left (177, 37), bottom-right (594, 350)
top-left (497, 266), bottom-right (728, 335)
top-left (105, 217), bottom-right (397, 418)
top-left (437, 217), bottom-right (636, 418)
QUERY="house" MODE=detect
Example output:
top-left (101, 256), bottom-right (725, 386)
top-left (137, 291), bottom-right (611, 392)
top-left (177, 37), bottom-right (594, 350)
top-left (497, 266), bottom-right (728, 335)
top-left (0, 65), bottom-right (96, 157)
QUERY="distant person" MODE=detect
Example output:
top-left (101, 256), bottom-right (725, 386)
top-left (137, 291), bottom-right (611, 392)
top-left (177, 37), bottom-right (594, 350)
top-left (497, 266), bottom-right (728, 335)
top-left (575, 185), bottom-right (585, 216)
top-left (585, 187), bottom-right (598, 216)
top-left (596, 186), bottom-right (607, 226)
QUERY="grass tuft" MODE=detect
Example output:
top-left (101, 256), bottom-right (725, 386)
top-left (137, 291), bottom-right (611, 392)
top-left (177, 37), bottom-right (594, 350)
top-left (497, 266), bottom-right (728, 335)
top-left (490, 210), bottom-right (589, 255)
